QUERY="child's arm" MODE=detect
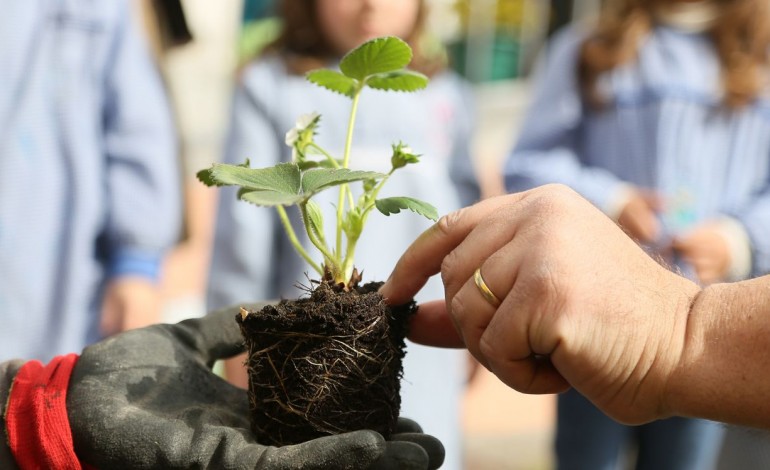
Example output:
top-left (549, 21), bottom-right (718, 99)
top-left (503, 27), bottom-right (631, 216)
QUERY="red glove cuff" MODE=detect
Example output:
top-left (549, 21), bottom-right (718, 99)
top-left (5, 354), bottom-right (91, 470)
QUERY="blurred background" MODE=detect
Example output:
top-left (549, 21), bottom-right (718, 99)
top-left (139, 1), bottom-right (592, 468)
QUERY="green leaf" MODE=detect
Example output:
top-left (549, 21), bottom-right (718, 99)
top-left (340, 36), bottom-right (412, 80)
top-left (203, 164), bottom-right (383, 207)
top-left (304, 200), bottom-right (326, 242)
top-left (196, 167), bottom-right (218, 187)
top-left (196, 162), bottom-right (301, 195)
top-left (306, 69), bottom-right (357, 97)
top-left (375, 197), bottom-right (438, 221)
top-left (367, 70), bottom-right (429, 93)
top-left (197, 159), bottom-right (253, 186)
top-left (238, 189), bottom-right (306, 207)
top-left (302, 168), bottom-right (386, 194)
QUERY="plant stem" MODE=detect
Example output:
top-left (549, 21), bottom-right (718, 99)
top-left (276, 205), bottom-right (323, 275)
top-left (342, 169), bottom-right (395, 279)
top-left (335, 83), bottom-right (364, 280)
top-left (307, 143), bottom-right (340, 168)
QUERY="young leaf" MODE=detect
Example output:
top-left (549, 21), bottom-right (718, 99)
top-left (197, 162), bottom-right (301, 195)
top-left (342, 207), bottom-right (365, 241)
top-left (304, 200), bottom-right (326, 242)
top-left (306, 70), bottom-right (357, 98)
top-left (375, 197), bottom-right (438, 221)
top-left (340, 36), bottom-right (412, 80)
top-left (367, 71), bottom-right (429, 93)
top-left (390, 142), bottom-right (421, 169)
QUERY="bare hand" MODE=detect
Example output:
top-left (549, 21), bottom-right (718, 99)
top-left (380, 185), bottom-right (700, 424)
top-left (100, 277), bottom-right (161, 336)
top-left (617, 190), bottom-right (662, 243)
top-left (672, 222), bottom-right (731, 285)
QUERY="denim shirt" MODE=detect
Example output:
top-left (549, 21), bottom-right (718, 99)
top-left (505, 25), bottom-right (770, 277)
top-left (0, 0), bottom-right (180, 361)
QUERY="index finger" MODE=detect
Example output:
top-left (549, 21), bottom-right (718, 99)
top-left (380, 193), bottom-right (529, 306)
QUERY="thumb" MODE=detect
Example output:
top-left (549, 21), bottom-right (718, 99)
top-left (408, 300), bottom-right (464, 348)
top-left (174, 302), bottom-right (274, 366)
top-left (254, 430), bottom-right (386, 470)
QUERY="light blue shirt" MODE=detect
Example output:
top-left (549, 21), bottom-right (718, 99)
top-left (505, 25), bottom-right (770, 277)
top-left (0, 0), bottom-right (181, 361)
top-left (207, 54), bottom-right (479, 470)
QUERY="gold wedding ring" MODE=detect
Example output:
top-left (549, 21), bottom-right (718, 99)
top-left (473, 268), bottom-right (501, 308)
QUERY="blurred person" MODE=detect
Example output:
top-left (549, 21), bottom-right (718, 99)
top-left (205, 1), bottom-right (479, 468)
top-left (0, 1), bottom-right (181, 362)
top-left (503, 0), bottom-right (770, 468)
top-left (139, 1), bottom-right (241, 325)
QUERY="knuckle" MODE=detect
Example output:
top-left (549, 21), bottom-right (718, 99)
top-left (541, 183), bottom-right (579, 199)
top-left (448, 289), bottom-right (464, 317)
top-left (436, 207), bottom-right (465, 236)
top-left (477, 333), bottom-right (498, 361)
top-left (440, 249), bottom-right (462, 288)
top-left (529, 184), bottom-right (580, 216)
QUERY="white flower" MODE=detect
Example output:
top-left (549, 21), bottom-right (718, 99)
top-left (296, 111), bottom-right (320, 130)
top-left (284, 112), bottom-right (320, 150)
top-left (285, 128), bottom-right (299, 147)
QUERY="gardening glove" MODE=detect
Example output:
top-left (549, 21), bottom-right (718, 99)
top-left (63, 304), bottom-right (444, 469)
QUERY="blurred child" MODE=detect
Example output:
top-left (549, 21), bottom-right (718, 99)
top-left (504, 0), bottom-right (770, 468)
top-left (0, 1), bottom-right (181, 362)
top-left (206, 0), bottom-right (479, 467)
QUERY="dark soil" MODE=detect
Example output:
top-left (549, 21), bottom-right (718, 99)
top-left (236, 280), bottom-right (416, 446)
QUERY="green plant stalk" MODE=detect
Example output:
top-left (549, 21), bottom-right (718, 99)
top-left (276, 205), bottom-right (323, 275)
top-left (334, 82), bottom-right (364, 282)
top-left (307, 143), bottom-right (340, 169)
top-left (341, 169), bottom-right (395, 278)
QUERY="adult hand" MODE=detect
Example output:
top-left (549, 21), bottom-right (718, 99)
top-left (672, 222), bottom-right (731, 285)
top-left (100, 276), bottom-right (161, 336)
top-left (616, 189), bottom-right (662, 244)
top-left (68, 305), bottom-right (444, 469)
top-left (381, 184), bottom-right (701, 425)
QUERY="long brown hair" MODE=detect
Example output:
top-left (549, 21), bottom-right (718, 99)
top-left (262, 0), bottom-right (445, 77)
top-left (579, 0), bottom-right (770, 108)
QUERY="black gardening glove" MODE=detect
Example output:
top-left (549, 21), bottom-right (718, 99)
top-left (67, 305), bottom-right (445, 469)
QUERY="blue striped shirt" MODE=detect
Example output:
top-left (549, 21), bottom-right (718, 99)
top-left (0, 0), bottom-right (181, 361)
top-left (504, 25), bottom-right (770, 277)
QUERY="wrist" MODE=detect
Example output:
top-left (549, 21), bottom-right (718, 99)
top-left (655, 275), bottom-right (702, 420)
top-left (663, 281), bottom-right (708, 420)
top-left (0, 360), bottom-right (24, 470)
top-left (5, 355), bottom-right (83, 469)
top-left (107, 250), bottom-right (162, 282)
top-left (665, 278), bottom-right (770, 427)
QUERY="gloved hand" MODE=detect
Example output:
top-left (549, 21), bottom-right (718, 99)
top-left (66, 304), bottom-right (445, 469)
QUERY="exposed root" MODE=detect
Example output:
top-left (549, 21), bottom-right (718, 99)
top-left (237, 280), bottom-right (415, 446)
